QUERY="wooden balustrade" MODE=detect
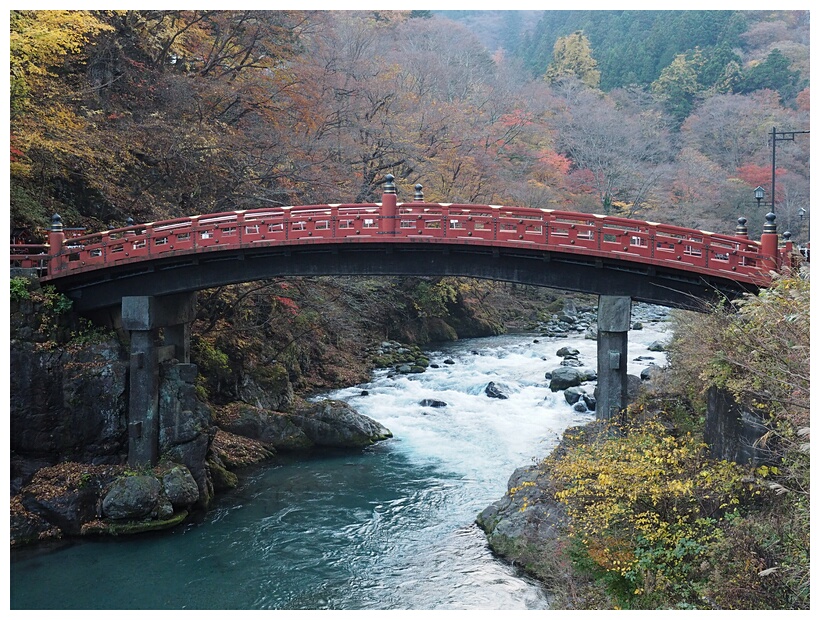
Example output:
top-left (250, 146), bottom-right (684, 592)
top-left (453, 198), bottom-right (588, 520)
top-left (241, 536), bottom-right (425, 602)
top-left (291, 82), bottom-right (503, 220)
top-left (20, 201), bottom-right (777, 286)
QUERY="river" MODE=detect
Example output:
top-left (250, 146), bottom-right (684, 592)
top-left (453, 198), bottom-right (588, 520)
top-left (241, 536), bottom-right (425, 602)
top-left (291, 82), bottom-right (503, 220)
top-left (10, 307), bottom-right (670, 610)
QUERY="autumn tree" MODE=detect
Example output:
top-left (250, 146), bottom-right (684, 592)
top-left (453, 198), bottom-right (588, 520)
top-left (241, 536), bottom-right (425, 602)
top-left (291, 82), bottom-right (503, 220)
top-left (10, 10), bottom-right (316, 228)
top-left (543, 31), bottom-right (600, 89)
top-left (10, 10), bottom-right (115, 227)
top-left (680, 91), bottom-right (793, 171)
top-left (548, 79), bottom-right (671, 217)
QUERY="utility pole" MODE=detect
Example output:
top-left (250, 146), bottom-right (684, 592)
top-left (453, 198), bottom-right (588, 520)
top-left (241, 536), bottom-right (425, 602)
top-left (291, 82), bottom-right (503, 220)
top-left (770, 127), bottom-right (809, 214)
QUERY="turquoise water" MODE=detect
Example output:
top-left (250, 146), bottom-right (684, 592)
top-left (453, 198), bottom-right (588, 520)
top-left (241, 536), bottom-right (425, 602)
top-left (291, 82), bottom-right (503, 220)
top-left (10, 323), bottom-right (669, 610)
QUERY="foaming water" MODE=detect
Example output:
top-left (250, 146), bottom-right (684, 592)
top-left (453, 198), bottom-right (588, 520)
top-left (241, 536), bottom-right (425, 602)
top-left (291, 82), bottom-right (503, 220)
top-left (10, 314), bottom-right (669, 610)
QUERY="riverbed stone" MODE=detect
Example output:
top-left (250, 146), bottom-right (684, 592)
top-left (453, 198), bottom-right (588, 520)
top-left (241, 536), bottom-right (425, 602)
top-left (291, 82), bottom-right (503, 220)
top-left (548, 367), bottom-right (584, 391)
top-left (419, 399), bottom-right (447, 408)
top-left (290, 399), bottom-right (393, 448)
top-left (581, 368), bottom-right (597, 382)
top-left (640, 364), bottom-right (663, 382)
top-left (559, 357), bottom-right (583, 367)
top-left (564, 386), bottom-right (587, 406)
top-left (485, 381), bottom-right (509, 399)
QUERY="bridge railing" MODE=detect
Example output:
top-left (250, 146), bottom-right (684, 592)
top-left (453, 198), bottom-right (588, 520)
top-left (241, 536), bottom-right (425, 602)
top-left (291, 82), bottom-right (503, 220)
top-left (10, 244), bottom-right (50, 275)
top-left (25, 190), bottom-right (787, 287)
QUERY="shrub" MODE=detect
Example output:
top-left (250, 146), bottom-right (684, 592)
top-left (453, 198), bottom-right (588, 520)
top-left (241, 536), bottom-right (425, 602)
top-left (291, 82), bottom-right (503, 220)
top-left (544, 416), bottom-right (757, 609)
top-left (10, 276), bottom-right (30, 301)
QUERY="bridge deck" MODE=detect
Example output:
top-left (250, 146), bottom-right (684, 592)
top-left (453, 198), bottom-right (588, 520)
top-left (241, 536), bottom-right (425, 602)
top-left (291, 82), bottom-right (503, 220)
top-left (25, 203), bottom-right (771, 282)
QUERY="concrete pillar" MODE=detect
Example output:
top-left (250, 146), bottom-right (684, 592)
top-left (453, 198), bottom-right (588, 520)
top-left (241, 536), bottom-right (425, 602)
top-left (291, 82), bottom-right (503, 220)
top-left (127, 327), bottom-right (160, 466)
top-left (163, 322), bottom-right (192, 363)
top-left (596, 295), bottom-right (631, 420)
top-left (122, 292), bottom-right (197, 466)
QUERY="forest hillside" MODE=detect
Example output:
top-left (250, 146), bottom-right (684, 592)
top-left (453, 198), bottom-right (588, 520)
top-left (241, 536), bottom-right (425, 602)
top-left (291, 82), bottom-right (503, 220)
top-left (10, 10), bottom-right (810, 241)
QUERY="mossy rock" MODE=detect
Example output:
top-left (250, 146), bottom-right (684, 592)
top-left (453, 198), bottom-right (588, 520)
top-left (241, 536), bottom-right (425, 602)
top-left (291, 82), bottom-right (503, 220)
top-left (80, 510), bottom-right (188, 536)
top-left (251, 362), bottom-right (291, 392)
top-left (208, 458), bottom-right (239, 491)
top-left (372, 355), bottom-right (394, 368)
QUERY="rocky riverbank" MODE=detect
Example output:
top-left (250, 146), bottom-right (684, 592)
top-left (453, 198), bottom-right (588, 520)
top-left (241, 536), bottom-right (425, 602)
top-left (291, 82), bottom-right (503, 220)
top-left (10, 279), bottom-right (396, 547)
top-left (474, 303), bottom-right (672, 590)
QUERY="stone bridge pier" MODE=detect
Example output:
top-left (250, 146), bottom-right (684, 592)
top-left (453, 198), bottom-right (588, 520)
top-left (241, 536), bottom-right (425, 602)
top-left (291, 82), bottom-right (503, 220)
top-left (121, 292), bottom-right (197, 466)
top-left (596, 295), bottom-right (631, 420)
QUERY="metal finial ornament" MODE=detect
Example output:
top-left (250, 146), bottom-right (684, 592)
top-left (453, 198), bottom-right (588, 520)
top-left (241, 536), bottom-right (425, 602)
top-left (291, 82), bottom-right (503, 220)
top-left (51, 213), bottom-right (63, 232)
top-left (383, 174), bottom-right (396, 195)
top-left (764, 211), bottom-right (777, 234)
top-left (735, 217), bottom-right (748, 236)
top-left (783, 231), bottom-right (792, 241)
top-left (414, 184), bottom-right (424, 201)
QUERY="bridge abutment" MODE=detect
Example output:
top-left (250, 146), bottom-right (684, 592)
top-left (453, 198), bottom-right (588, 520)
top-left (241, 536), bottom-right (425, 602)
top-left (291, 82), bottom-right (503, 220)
top-left (121, 292), bottom-right (197, 466)
top-left (596, 295), bottom-right (631, 420)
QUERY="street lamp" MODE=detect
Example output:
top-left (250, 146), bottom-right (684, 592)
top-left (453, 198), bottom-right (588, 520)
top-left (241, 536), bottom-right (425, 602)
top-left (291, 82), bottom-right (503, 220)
top-left (798, 207), bottom-right (806, 221)
top-left (754, 186), bottom-right (766, 209)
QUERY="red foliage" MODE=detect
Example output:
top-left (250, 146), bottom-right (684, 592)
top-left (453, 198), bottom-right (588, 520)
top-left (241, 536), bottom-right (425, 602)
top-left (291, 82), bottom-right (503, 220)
top-left (736, 163), bottom-right (788, 197)
top-left (275, 296), bottom-right (299, 315)
top-left (537, 150), bottom-right (572, 176)
top-left (565, 168), bottom-right (596, 194)
top-left (796, 88), bottom-right (809, 112)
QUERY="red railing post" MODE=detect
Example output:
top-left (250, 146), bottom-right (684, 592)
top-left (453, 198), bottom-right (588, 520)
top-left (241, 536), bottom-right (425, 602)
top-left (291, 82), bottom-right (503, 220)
top-left (382, 174), bottom-right (397, 235)
top-left (47, 213), bottom-right (66, 276)
top-left (734, 217), bottom-right (749, 239)
top-left (781, 231), bottom-right (798, 271)
top-left (759, 212), bottom-right (780, 271)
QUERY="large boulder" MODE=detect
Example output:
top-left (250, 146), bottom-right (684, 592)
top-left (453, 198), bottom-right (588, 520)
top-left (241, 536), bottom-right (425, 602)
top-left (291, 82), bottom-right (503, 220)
top-left (161, 465), bottom-right (200, 508)
top-left (215, 403), bottom-right (312, 451)
top-left (102, 475), bottom-right (161, 520)
top-left (476, 465), bottom-right (567, 557)
top-left (548, 367), bottom-right (584, 392)
top-left (290, 399), bottom-right (392, 448)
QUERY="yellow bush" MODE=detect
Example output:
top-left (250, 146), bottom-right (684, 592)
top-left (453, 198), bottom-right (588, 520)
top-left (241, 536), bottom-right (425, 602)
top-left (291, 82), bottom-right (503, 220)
top-left (544, 418), bottom-right (753, 607)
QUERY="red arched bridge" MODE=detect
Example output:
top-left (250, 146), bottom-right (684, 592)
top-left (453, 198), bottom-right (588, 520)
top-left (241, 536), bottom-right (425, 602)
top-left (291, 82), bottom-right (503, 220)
top-left (9, 176), bottom-right (800, 465)
top-left (11, 177), bottom-right (795, 312)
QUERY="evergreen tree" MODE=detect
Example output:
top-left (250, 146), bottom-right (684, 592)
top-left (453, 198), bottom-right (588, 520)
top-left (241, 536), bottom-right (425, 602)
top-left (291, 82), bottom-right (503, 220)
top-left (736, 49), bottom-right (803, 101)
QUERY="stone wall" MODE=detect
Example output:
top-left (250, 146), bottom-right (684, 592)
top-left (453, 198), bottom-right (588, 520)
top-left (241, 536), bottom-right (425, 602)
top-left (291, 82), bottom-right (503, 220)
top-left (704, 386), bottom-right (774, 466)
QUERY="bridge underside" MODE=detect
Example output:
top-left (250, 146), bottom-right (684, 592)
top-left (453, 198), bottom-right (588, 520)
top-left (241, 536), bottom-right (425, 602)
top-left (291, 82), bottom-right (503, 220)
top-left (59, 242), bottom-right (760, 314)
top-left (54, 242), bottom-right (761, 467)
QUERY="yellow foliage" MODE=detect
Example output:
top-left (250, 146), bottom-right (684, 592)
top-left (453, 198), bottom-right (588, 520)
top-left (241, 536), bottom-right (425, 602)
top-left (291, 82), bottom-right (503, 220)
top-left (545, 419), bottom-right (750, 582)
top-left (10, 10), bottom-right (114, 113)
